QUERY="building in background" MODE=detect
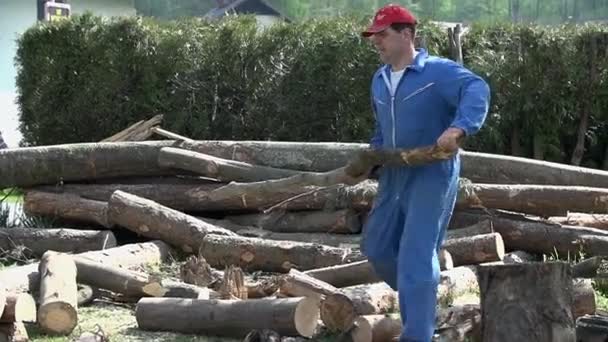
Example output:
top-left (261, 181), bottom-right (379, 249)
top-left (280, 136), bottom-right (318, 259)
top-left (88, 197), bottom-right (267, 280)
top-left (0, 0), bottom-right (136, 147)
top-left (204, 0), bottom-right (289, 27)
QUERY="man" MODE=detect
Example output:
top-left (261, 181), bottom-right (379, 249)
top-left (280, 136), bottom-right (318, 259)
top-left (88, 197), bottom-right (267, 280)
top-left (359, 4), bottom-right (490, 342)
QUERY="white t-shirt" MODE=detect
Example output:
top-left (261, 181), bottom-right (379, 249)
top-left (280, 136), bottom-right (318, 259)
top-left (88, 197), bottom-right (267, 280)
top-left (390, 68), bottom-right (405, 95)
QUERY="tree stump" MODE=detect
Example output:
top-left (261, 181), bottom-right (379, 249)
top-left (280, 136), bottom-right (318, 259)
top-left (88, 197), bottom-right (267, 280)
top-left (477, 262), bottom-right (575, 342)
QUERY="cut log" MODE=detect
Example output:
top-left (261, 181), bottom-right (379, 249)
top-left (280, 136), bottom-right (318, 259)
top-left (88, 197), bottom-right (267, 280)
top-left (576, 314), bottom-right (608, 342)
top-left (197, 234), bottom-right (364, 273)
top-left (0, 322), bottom-right (28, 342)
top-left (135, 297), bottom-right (321, 338)
top-left (0, 293), bottom-right (36, 323)
top-left (179, 255), bottom-right (222, 288)
top-left (320, 282), bottom-right (397, 332)
top-left (158, 147), bottom-right (306, 181)
top-left (0, 141), bottom-right (175, 189)
top-left (452, 209), bottom-right (608, 256)
top-left (0, 240), bottom-right (171, 294)
top-left (549, 213), bottom-right (608, 230)
top-left (303, 260), bottom-right (381, 288)
top-left (23, 191), bottom-right (111, 228)
top-left (37, 251), bottom-right (78, 335)
top-left (73, 255), bottom-right (164, 298)
top-left (350, 314), bottom-right (401, 342)
top-left (573, 278), bottom-right (596, 319)
top-left (476, 262), bottom-right (575, 342)
top-left (77, 285), bottom-right (96, 306)
top-left (466, 184), bottom-right (608, 216)
top-left (0, 228), bottom-right (116, 257)
top-left (151, 127), bottom-right (193, 142)
top-left (101, 114), bottom-right (163, 142)
top-left (439, 249), bottom-right (454, 270)
top-left (225, 209), bottom-right (361, 234)
top-left (502, 250), bottom-right (538, 264)
top-left (279, 269), bottom-right (339, 299)
top-left (441, 232), bottom-right (505, 266)
top-left (433, 304), bottom-right (481, 342)
top-left (572, 256), bottom-right (605, 278)
top-left (161, 280), bottom-right (210, 299)
top-left (247, 278), bottom-right (281, 299)
top-left (445, 219), bottom-right (493, 240)
top-left (236, 228), bottom-right (361, 248)
top-left (107, 190), bottom-right (237, 253)
top-left (218, 265), bottom-right (248, 300)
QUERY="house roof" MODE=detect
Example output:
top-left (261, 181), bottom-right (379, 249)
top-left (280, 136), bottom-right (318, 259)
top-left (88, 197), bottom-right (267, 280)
top-left (204, 0), bottom-right (288, 21)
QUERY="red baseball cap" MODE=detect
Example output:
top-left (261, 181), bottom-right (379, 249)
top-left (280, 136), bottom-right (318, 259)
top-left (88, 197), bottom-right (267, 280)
top-left (361, 4), bottom-right (417, 37)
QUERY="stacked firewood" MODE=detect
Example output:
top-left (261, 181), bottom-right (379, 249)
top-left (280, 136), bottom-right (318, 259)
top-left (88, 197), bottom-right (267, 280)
top-left (0, 136), bottom-right (608, 341)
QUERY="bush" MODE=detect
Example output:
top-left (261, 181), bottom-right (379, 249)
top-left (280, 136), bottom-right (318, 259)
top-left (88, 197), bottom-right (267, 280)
top-left (15, 14), bottom-right (608, 168)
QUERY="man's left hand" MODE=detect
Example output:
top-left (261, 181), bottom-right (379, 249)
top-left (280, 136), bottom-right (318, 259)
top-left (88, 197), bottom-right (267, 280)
top-left (437, 127), bottom-right (465, 153)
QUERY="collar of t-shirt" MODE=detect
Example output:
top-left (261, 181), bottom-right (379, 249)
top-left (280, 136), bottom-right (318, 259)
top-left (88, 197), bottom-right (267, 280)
top-left (389, 50), bottom-right (419, 95)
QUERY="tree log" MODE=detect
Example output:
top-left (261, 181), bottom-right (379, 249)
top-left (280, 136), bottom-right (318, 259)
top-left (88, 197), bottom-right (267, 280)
top-left (161, 280), bottom-right (210, 299)
top-left (437, 266), bottom-right (479, 307)
top-left (0, 141), bottom-right (175, 189)
top-left (0, 322), bottom-right (28, 342)
top-left (452, 209), bottom-right (608, 256)
top-left (107, 190), bottom-right (237, 253)
top-left (135, 297), bottom-right (321, 338)
top-left (236, 228), bottom-right (361, 248)
top-left (217, 265), bottom-right (248, 300)
top-left (198, 234), bottom-right (363, 273)
top-left (225, 209), bottom-right (361, 234)
top-left (320, 282), bottom-right (397, 332)
top-left (0, 240), bottom-right (171, 294)
top-left (73, 256), bottom-right (164, 298)
top-left (441, 233), bottom-right (505, 266)
top-left (503, 250), bottom-right (539, 264)
top-left (445, 219), bottom-right (493, 240)
top-left (434, 304), bottom-right (481, 342)
top-left (0, 293), bottom-right (36, 323)
top-left (549, 213), bottom-right (608, 230)
top-left (37, 251), bottom-right (78, 335)
top-left (0, 228), bottom-right (116, 257)
top-left (158, 147), bottom-right (306, 182)
top-left (572, 256), bottom-right (605, 278)
top-left (573, 278), bottom-right (596, 319)
top-left (477, 262), bottom-right (575, 342)
top-left (467, 183), bottom-right (608, 216)
top-left (575, 314), bottom-right (608, 341)
top-left (101, 114), bottom-right (163, 142)
top-left (303, 260), bottom-right (381, 288)
top-left (23, 191), bottom-right (111, 228)
top-left (279, 269), bottom-right (339, 299)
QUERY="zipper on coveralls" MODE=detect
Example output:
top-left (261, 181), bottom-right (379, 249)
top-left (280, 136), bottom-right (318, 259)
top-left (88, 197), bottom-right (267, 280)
top-left (391, 95), bottom-right (396, 148)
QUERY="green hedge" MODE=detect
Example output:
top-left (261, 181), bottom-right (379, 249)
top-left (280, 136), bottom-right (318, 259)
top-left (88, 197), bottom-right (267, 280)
top-left (15, 14), bottom-right (608, 169)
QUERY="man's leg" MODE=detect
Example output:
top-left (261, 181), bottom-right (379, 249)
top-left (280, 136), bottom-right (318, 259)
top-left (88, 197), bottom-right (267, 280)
top-left (397, 184), bottom-right (457, 341)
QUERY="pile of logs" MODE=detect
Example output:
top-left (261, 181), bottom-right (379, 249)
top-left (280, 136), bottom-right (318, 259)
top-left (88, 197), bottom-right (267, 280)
top-left (1, 136), bottom-right (608, 341)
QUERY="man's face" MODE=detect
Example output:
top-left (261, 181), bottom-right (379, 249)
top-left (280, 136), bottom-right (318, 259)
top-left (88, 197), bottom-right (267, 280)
top-left (369, 27), bottom-right (410, 64)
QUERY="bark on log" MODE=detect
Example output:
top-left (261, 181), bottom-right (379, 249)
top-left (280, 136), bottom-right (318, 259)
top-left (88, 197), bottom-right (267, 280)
top-left (279, 269), bottom-right (339, 299)
top-left (303, 260), bottom-right (380, 288)
top-left (441, 233), bottom-right (505, 266)
top-left (161, 280), bottom-right (210, 299)
top-left (437, 266), bottom-right (479, 307)
top-left (101, 114), bottom-right (163, 142)
top-left (467, 184), bottom-right (608, 216)
top-left (0, 228), bottom-right (116, 257)
top-left (575, 314), bottom-right (608, 341)
top-left (73, 256), bottom-right (164, 298)
top-left (572, 256), bottom-right (605, 278)
top-left (236, 228), bottom-right (361, 248)
top-left (350, 314), bottom-right (402, 342)
top-left (179, 255), bottom-right (222, 288)
top-left (548, 213), bottom-right (608, 230)
top-left (107, 190), bottom-right (237, 253)
top-left (23, 191), bottom-right (111, 228)
top-left (37, 251), bottom-right (78, 335)
top-left (225, 209), bottom-right (361, 234)
top-left (0, 141), bottom-right (175, 189)
top-left (452, 209), bottom-right (608, 256)
top-left (503, 251), bottom-right (538, 264)
top-left (243, 329), bottom-right (281, 342)
top-left (135, 297), bottom-right (321, 338)
top-left (0, 322), bottom-right (28, 342)
top-left (477, 262), bottom-right (575, 342)
top-left (320, 282), bottom-right (398, 332)
top-left (199, 234), bottom-right (364, 273)
top-left (445, 219), bottom-right (493, 240)
top-left (434, 304), bottom-right (481, 342)
top-left (0, 293), bottom-right (36, 323)
top-left (217, 265), bottom-right (248, 300)
top-left (158, 147), bottom-right (306, 182)
top-left (0, 240), bottom-right (171, 294)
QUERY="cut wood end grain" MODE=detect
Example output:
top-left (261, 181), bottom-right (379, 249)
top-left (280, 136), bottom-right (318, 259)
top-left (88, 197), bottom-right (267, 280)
top-left (294, 296), bottom-right (322, 338)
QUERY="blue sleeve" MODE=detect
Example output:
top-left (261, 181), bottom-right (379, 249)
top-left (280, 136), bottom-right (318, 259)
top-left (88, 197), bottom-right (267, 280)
top-left (436, 60), bottom-right (491, 136)
top-left (369, 93), bottom-right (383, 149)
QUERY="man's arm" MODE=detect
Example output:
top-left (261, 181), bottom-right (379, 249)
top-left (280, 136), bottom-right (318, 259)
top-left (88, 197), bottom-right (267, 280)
top-left (369, 93), bottom-right (383, 149)
top-left (435, 60), bottom-right (491, 151)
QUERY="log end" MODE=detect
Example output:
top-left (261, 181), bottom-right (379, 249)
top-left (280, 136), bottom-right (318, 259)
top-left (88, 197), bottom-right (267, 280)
top-left (142, 282), bottom-right (166, 298)
top-left (494, 233), bottom-right (506, 261)
top-left (350, 316), bottom-right (373, 342)
top-left (351, 315), bottom-right (402, 342)
top-left (439, 249), bottom-right (453, 271)
top-left (11, 293), bottom-right (37, 323)
top-left (37, 302), bottom-right (78, 335)
top-left (320, 293), bottom-right (356, 332)
top-left (294, 296), bottom-right (321, 338)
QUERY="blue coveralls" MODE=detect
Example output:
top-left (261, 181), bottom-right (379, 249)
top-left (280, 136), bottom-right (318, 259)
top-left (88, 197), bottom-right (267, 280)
top-left (361, 48), bottom-right (490, 342)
